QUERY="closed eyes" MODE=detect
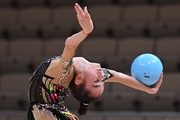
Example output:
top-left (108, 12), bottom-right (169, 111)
top-left (93, 79), bottom-right (101, 87)
top-left (93, 84), bottom-right (100, 88)
top-left (94, 79), bottom-right (100, 82)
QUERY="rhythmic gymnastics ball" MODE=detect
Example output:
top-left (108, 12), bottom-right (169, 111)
top-left (131, 53), bottom-right (163, 86)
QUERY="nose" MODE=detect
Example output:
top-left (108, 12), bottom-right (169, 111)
top-left (92, 63), bottom-right (101, 67)
top-left (97, 70), bottom-right (104, 81)
top-left (91, 63), bottom-right (102, 70)
top-left (96, 63), bottom-right (101, 67)
top-left (98, 72), bottom-right (103, 76)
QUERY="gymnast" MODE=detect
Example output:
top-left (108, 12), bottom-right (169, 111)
top-left (27, 3), bottom-right (163, 120)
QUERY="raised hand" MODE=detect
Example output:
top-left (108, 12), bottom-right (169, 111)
top-left (74, 3), bottom-right (94, 34)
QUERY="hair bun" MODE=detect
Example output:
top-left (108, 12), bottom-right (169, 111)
top-left (78, 102), bottom-right (89, 115)
top-left (82, 103), bottom-right (89, 106)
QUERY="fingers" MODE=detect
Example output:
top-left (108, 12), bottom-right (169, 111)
top-left (158, 73), bottom-right (163, 85)
top-left (147, 73), bottom-right (163, 94)
top-left (74, 3), bottom-right (83, 14)
top-left (84, 6), bottom-right (90, 18)
top-left (74, 3), bottom-right (85, 19)
top-left (153, 73), bottom-right (163, 89)
top-left (150, 73), bottom-right (163, 89)
top-left (74, 4), bottom-right (82, 21)
top-left (158, 72), bottom-right (163, 85)
top-left (84, 6), bottom-right (88, 13)
top-left (74, 3), bottom-right (94, 33)
top-left (74, 3), bottom-right (90, 20)
top-left (160, 72), bottom-right (163, 80)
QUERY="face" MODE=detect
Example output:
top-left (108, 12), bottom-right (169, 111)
top-left (82, 63), bottom-right (105, 98)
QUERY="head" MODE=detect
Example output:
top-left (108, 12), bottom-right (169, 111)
top-left (69, 63), bottom-right (105, 115)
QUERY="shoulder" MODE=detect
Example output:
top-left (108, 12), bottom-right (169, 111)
top-left (49, 56), bottom-right (74, 68)
top-left (73, 57), bottom-right (87, 62)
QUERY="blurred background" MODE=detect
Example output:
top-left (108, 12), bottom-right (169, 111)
top-left (0, 0), bottom-right (180, 120)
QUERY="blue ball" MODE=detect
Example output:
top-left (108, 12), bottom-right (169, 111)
top-left (131, 53), bottom-right (163, 86)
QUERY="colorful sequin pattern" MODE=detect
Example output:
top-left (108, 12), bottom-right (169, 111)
top-left (49, 84), bottom-right (70, 104)
top-left (28, 56), bottom-right (79, 119)
top-left (44, 56), bottom-right (73, 111)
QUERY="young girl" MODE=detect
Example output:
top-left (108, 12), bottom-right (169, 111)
top-left (27, 3), bottom-right (163, 120)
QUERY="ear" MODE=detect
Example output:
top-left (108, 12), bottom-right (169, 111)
top-left (75, 73), bottom-right (83, 85)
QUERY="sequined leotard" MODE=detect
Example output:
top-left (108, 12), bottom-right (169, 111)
top-left (27, 56), bottom-right (78, 120)
top-left (27, 56), bottom-right (113, 120)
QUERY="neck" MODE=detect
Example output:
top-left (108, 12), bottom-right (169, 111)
top-left (73, 57), bottom-right (90, 73)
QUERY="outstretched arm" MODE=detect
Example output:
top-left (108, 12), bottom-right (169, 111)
top-left (106, 69), bottom-right (163, 94)
top-left (45, 3), bottom-right (93, 80)
top-left (62, 3), bottom-right (94, 61)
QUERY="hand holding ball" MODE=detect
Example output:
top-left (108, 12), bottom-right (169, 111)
top-left (131, 53), bottom-right (163, 86)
